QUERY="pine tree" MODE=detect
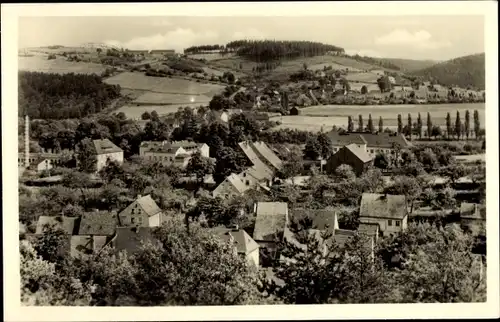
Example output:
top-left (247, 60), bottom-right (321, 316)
top-left (455, 111), bottom-right (462, 140)
top-left (368, 114), bottom-right (374, 133)
top-left (347, 116), bottom-right (354, 132)
top-left (397, 114), bottom-right (403, 134)
top-left (417, 113), bottom-right (423, 139)
top-left (358, 115), bottom-right (364, 132)
top-left (465, 110), bottom-right (470, 140)
top-left (426, 112), bottom-right (432, 139)
top-left (407, 113), bottom-right (412, 140)
top-left (446, 112), bottom-right (452, 139)
top-left (378, 116), bottom-right (383, 133)
top-left (473, 110), bottom-right (480, 140)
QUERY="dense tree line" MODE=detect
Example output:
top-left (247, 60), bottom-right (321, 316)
top-left (184, 44), bottom-right (224, 54)
top-left (349, 54), bottom-right (401, 70)
top-left (226, 40), bottom-right (344, 62)
top-left (412, 53), bottom-right (485, 90)
top-left (18, 72), bottom-right (121, 119)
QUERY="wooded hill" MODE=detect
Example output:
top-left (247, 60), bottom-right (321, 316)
top-left (412, 53), bottom-right (485, 89)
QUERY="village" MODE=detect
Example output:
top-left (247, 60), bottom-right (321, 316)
top-left (14, 15), bottom-right (489, 306)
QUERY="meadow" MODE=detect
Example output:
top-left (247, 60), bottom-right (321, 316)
top-left (18, 56), bottom-right (107, 75)
top-left (104, 72), bottom-right (225, 95)
top-left (271, 103), bottom-right (486, 131)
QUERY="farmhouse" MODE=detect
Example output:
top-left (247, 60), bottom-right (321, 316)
top-left (213, 226), bottom-right (260, 268)
top-left (118, 194), bottom-right (164, 228)
top-left (359, 193), bottom-right (408, 236)
top-left (212, 173), bottom-right (249, 198)
top-left (238, 141), bottom-right (277, 185)
top-left (325, 143), bottom-right (374, 176)
top-left (253, 202), bottom-right (289, 265)
top-left (93, 139), bottom-right (124, 172)
top-left (326, 130), bottom-right (411, 158)
top-left (139, 140), bottom-right (210, 168)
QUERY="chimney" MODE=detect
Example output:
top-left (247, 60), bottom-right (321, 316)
top-left (25, 115), bottom-right (30, 167)
top-left (333, 211), bottom-right (339, 231)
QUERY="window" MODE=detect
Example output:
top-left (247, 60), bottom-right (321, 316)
top-left (370, 149), bottom-right (374, 153)
top-left (388, 220), bottom-right (393, 226)
top-left (396, 220), bottom-right (400, 227)
top-left (246, 180), bottom-right (250, 185)
top-left (131, 217), bottom-right (135, 224)
top-left (132, 209), bottom-right (135, 214)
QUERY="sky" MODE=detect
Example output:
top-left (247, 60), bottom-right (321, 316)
top-left (18, 16), bottom-right (484, 61)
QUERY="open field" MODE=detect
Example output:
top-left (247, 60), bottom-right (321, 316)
top-left (116, 103), bottom-right (205, 120)
top-left (104, 72), bottom-right (225, 95)
top-left (187, 53), bottom-right (236, 61)
top-left (346, 72), bottom-right (380, 83)
top-left (271, 103), bottom-right (485, 131)
top-left (18, 56), bottom-right (107, 75)
top-left (132, 92), bottom-right (213, 105)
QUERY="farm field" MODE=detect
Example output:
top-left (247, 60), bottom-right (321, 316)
top-left (116, 103), bottom-right (206, 120)
top-left (132, 92), bottom-right (213, 105)
top-left (271, 103), bottom-right (485, 131)
top-left (18, 56), bottom-right (106, 75)
top-left (187, 53), bottom-right (236, 61)
top-left (346, 72), bottom-right (380, 83)
top-left (104, 72), bottom-right (225, 95)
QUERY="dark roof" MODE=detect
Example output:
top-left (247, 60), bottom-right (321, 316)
top-left (113, 227), bottom-right (155, 255)
top-left (93, 139), bottom-right (123, 155)
top-left (70, 235), bottom-right (110, 258)
top-left (329, 229), bottom-right (356, 248)
top-left (79, 211), bottom-right (119, 236)
top-left (358, 132), bottom-right (411, 149)
top-left (290, 208), bottom-right (339, 232)
top-left (140, 140), bottom-right (199, 153)
top-left (345, 144), bottom-right (373, 163)
top-left (326, 131), bottom-right (366, 146)
top-left (213, 227), bottom-right (259, 255)
top-left (35, 216), bottom-right (78, 235)
top-left (359, 193), bottom-right (408, 219)
top-left (253, 202), bottom-right (288, 241)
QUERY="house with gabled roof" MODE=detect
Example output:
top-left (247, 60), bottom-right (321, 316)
top-left (92, 139), bottom-right (123, 172)
top-left (248, 141), bottom-right (283, 172)
top-left (139, 140), bottom-right (210, 168)
top-left (325, 143), bottom-right (374, 176)
top-left (359, 193), bottom-right (408, 236)
top-left (253, 202), bottom-right (289, 266)
top-left (118, 194), bottom-right (163, 228)
top-left (212, 173), bottom-right (250, 198)
top-left (213, 225), bottom-right (260, 268)
top-left (35, 216), bottom-right (79, 235)
top-left (238, 141), bottom-right (276, 185)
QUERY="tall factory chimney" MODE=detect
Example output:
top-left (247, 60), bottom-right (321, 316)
top-left (25, 115), bottom-right (30, 167)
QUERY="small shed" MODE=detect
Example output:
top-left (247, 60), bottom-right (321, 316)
top-left (289, 106), bottom-right (300, 116)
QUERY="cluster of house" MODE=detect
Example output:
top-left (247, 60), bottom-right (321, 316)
top-left (25, 194), bottom-right (164, 258)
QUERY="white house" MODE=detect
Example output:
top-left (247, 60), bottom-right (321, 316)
top-left (93, 139), bottom-right (124, 172)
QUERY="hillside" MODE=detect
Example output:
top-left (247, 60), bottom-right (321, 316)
top-left (412, 53), bottom-right (485, 89)
top-left (376, 58), bottom-right (439, 72)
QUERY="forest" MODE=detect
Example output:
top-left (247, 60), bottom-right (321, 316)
top-left (18, 72), bottom-right (122, 119)
top-left (225, 40), bottom-right (345, 62)
top-left (184, 44), bottom-right (225, 54)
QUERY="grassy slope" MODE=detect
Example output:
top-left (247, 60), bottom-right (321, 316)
top-left (412, 53), bottom-right (485, 89)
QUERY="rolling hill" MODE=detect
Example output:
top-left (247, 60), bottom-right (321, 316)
top-left (412, 53), bottom-right (485, 89)
top-left (375, 58), bottom-right (439, 72)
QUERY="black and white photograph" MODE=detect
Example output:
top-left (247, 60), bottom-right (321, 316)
top-left (2, 1), bottom-right (499, 320)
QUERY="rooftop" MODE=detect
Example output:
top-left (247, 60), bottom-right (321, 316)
top-left (213, 227), bottom-right (259, 255)
top-left (345, 143), bottom-right (373, 163)
top-left (78, 211), bottom-right (119, 236)
top-left (93, 139), bottom-right (123, 155)
top-left (460, 203), bottom-right (485, 220)
top-left (113, 227), bottom-right (156, 255)
top-left (253, 202), bottom-right (288, 242)
top-left (359, 193), bottom-right (408, 220)
top-left (35, 216), bottom-right (78, 235)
